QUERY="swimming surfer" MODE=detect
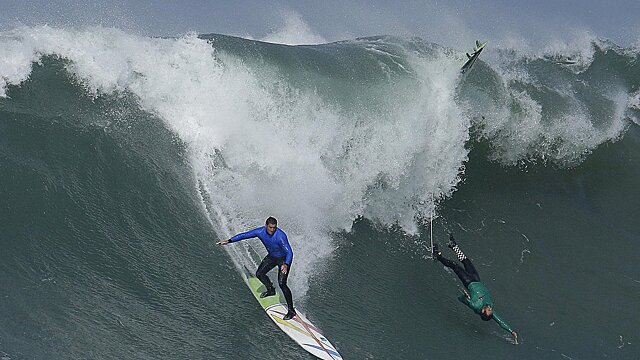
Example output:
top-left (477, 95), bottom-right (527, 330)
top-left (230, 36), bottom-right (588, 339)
top-left (433, 233), bottom-right (519, 344)
top-left (217, 217), bottom-right (296, 320)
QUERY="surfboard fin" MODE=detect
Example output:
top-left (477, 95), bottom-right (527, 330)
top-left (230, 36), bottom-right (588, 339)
top-left (466, 53), bottom-right (472, 59)
top-left (476, 40), bottom-right (481, 48)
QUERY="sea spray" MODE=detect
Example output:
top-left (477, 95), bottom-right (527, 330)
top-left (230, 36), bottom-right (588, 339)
top-left (2, 26), bottom-right (638, 298)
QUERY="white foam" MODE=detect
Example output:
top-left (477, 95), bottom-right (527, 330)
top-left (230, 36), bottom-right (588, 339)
top-left (473, 32), bottom-right (631, 166)
top-left (474, 83), bottom-right (630, 165)
top-left (0, 31), bottom-right (38, 97)
top-left (630, 91), bottom-right (640, 125)
top-left (2, 25), bottom-right (636, 298)
top-left (0, 26), bottom-right (470, 297)
top-left (260, 10), bottom-right (326, 45)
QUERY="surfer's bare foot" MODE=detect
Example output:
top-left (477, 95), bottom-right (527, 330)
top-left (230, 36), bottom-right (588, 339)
top-left (447, 233), bottom-right (458, 249)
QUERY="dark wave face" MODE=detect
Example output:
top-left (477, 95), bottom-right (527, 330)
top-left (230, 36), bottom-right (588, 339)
top-left (1, 27), bottom-right (639, 359)
top-left (0, 58), bottom-right (244, 358)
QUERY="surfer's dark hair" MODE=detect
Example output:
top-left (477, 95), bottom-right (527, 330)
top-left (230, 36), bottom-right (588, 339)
top-left (266, 217), bottom-right (278, 226)
top-left (480, 312), bottom-right (493, 321)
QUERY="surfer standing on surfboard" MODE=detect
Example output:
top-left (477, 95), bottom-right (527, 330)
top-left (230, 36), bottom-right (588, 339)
top-left (217, 217), bottom-right (296, 320)
top-left (433, 233), bottom-right (519, 344)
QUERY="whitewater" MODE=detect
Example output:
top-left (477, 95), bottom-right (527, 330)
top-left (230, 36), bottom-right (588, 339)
top-left (1, 25), bottom-right (639, 359)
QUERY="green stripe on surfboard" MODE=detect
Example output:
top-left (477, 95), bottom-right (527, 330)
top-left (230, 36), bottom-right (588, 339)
top-left (247, 275), bottom-right (286, 309)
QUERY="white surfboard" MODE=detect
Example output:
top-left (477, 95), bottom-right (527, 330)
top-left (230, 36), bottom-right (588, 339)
top-left (243, 268), bottom-right (343, 359)
top-left (461, 40), bottom-right (486, 74)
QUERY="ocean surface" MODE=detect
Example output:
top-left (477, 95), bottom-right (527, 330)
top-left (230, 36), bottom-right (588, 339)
top-left (1, 26), bottom-right (639, 359)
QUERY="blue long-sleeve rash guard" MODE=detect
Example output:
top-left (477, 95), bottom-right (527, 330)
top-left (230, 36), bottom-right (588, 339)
top-left (229, 226), bottom-right (293, 265)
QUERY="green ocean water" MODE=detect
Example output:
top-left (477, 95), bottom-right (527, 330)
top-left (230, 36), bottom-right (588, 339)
top-left (1, 28), bottom-right (639, 359)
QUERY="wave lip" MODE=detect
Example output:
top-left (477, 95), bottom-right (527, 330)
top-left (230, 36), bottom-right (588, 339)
top-left (2, 25), bottom-right (638, 296)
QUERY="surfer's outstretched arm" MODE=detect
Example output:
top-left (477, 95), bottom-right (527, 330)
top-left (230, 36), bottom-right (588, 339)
top-left (217, 227), bottom-right (262, 245)
top-left (493, 312), bottom-right (518, 343)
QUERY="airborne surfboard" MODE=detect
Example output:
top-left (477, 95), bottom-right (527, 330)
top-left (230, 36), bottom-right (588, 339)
top-left (461, 40), bottom-right (486, 74)
top-left (242, 267), bottom-right (343, 360)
